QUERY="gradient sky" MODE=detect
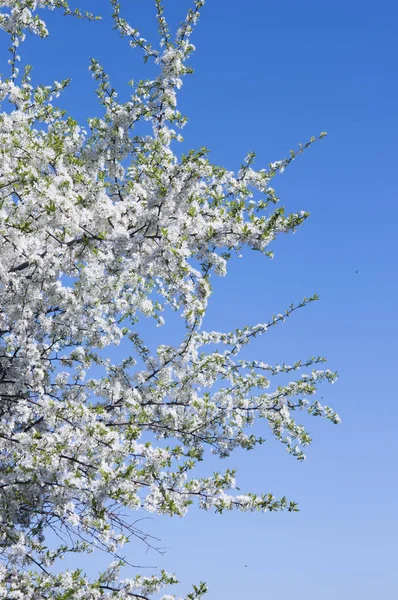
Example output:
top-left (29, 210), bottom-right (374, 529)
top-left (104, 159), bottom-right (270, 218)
top-left (1, 0), bottom-right (397, 598)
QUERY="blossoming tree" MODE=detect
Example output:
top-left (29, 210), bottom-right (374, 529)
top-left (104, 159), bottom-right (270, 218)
top-left (0, 1), bottom-right (339, 597)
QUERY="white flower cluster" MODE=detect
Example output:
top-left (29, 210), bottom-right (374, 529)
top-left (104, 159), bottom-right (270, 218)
top-left (0, 1), bottom-right (337, 597)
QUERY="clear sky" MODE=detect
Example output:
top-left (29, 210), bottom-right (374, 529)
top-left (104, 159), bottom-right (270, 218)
top-left (2, 0), bottom-right (398, 598)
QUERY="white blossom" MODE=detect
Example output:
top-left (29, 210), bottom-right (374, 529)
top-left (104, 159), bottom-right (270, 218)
top-left (0, 1), bottom-right (337, 597)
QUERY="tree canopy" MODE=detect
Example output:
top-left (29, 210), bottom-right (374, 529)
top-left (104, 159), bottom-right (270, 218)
top-left (0, 1), bottom-right (339, 597)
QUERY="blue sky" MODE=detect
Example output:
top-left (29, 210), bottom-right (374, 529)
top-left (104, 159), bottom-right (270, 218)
top-left (2, 0), bottom-right (398, 597)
